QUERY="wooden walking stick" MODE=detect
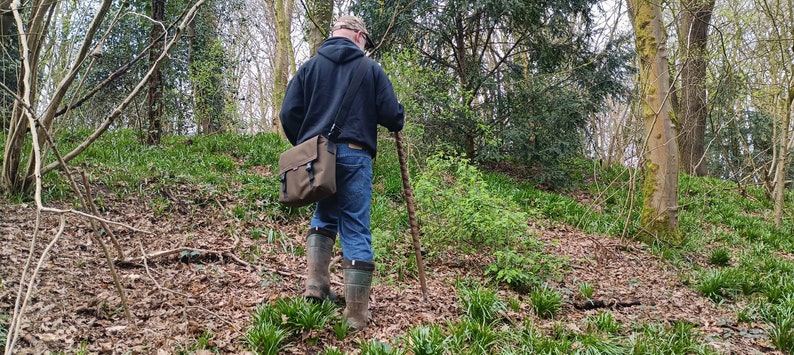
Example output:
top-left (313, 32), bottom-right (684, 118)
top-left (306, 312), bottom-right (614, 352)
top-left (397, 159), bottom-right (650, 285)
top-left (394, 131), bottom-right (429, 302)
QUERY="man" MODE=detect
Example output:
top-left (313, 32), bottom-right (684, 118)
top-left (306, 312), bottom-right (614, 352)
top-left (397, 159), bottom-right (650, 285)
top-left (279, 15), bottom-right (405, 331)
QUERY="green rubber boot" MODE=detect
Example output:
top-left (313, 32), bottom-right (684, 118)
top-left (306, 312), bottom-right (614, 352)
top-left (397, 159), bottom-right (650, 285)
top-left (342, 260), bottom-right (375, 331)
top-left (303, 228), bottom-right (336, 302)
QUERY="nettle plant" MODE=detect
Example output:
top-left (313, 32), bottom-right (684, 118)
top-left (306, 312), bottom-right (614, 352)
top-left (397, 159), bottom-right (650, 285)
top-left (485, 242), bottom-right (566, 294)
top-left (413, 153), bottom-right (528, 252)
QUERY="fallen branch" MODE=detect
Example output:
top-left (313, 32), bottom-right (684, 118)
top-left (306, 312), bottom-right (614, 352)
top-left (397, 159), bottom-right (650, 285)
top-left (260, 266), bottom-right (344, 287)
top-left (142, 247), bottom-right (223, 261)
top-left (139, 241), bottom-right (192, 299)
top-left (140, 247), bottom-right (254, 270)
top-left (572, 299), bottom-right (645, 310)
top-left (187, 305), bottom-right (241, 332)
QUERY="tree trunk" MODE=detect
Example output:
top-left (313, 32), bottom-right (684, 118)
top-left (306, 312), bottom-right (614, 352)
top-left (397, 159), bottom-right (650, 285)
top-left (773, 87), bottom-right (792, 227)
top-left (0, 0), bottom-right (17, 131)
top-left (1, 0), bottom-right (57, 195)
top-left (628, 0), bottom-right (682, 245)
top-left (146, 0), bottom-right (165, 145)
top-left (677, 0), bottom-right (714, 177)
top-left (773, 0), bottom-right (794, 228)
top-left (271, 0), bottom-right (293, 135)
top-left (190, 0), bottom-right (225, 134)
top-left (306, 0), bottom-right (331, 57)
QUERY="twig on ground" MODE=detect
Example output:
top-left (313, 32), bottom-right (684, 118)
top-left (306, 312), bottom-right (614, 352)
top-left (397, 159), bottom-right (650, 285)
top-left (140, 245), bottom-right (257, 270)
top-left (139, 241), bottom-right (192, 299)
top-left (224, 252), bottom-right (253, 270)
top-left (142, 247), bottom-right (223, 261)
top-left (259, 266), bottom-right (343, 287)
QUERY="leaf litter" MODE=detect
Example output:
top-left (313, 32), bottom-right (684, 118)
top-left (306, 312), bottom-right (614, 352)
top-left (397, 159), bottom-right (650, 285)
top-left (0, 186), bottom-right (782, 354)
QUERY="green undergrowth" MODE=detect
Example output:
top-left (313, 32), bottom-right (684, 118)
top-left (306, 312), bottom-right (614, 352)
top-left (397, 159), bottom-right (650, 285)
top-left (484, 162), bottom-right (794, 353)
top-left (244, 281), bottom-right (717, 354)
top-left (1, 311), bottom-right (7, 351)
top-left (34, 129), bottom-right (303, 219)
top-left (8, 130), bottom-right (794, 353)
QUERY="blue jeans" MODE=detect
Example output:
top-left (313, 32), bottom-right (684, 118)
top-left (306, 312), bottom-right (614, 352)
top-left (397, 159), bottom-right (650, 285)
top-left (311, 143), bottom-right (374, 261)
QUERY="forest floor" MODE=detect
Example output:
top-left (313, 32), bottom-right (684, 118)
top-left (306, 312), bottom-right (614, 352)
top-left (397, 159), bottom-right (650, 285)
top-left (0, 184), bottom-right (783, 354)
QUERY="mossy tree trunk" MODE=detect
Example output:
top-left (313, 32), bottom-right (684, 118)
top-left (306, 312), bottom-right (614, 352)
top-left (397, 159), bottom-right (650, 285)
top-left (628, 0), bottom-right (682, 245)
top-left (190, 0), bottom-right (223, 134)
top-left (146, 0), bottom-right (166, 145)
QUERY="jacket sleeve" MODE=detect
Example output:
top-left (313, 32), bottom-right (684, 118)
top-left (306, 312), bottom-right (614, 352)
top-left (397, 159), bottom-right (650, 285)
top-left (279, 75), bottom-right (304, 146)
top-left (374, 67), bottom-right (405, 132)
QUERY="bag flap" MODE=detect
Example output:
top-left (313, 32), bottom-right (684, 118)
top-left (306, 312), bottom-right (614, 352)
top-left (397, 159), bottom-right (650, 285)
top-left (278, 136), bottom-right (320, 174)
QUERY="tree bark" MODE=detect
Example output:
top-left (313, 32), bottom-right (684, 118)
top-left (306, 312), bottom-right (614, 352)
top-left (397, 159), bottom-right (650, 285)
top-left (773, 0), bottom-right (794, 228)
top-left (271, 0), bottom-right (293, 135)
top-left (306, 0), bottom-right (331, 57)
top-left (1, 0), bottom-right (56, 195)
top-left (628, 0), bottom-right (682, 245)
top-left (146, 0), bottom-right (166, 145)
top-left (677, 0), bottom-right (714, 177)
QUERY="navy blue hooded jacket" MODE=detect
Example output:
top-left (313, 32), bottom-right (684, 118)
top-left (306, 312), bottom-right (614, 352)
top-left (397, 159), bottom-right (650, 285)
top-left (279, 37), bottom-right (405, 156)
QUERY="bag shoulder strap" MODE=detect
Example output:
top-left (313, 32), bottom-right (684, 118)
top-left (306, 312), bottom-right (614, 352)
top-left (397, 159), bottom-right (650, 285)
top-left (328, 57), bottom-right (369, 141)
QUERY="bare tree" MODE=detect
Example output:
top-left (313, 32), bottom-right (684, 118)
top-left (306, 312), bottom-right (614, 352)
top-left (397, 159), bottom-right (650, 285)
top-left (1, 0), bottom-right (58, 195)
top-left (758, 0), bottom-right (794, 228)
top-left (2, 1), bottom-right (207, 351)
top-left (1, 0), bottom-right (205, 196)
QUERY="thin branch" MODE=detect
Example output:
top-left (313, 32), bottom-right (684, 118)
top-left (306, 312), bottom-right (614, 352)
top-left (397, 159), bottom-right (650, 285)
top-left (38, 0), bottom-right (113, 134)
top-left (54, 9), bottom-right (182, 117)
top-left (41, 0), bottom-right (208, 175)
top-left (81, 170), bottom-right (125, 260)
top-left (39, 207), bottom-right (153, 234)
top-left (5, 215), bottom-right (66, 354)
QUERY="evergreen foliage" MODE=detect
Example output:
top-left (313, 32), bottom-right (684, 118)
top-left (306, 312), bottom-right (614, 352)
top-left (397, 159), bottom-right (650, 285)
top-left (364, 0), bottom-right (634, 185)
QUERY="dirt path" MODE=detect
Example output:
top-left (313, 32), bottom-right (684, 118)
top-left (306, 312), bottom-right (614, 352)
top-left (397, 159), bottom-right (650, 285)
top-left (0, 195), bottom-right (780, 354)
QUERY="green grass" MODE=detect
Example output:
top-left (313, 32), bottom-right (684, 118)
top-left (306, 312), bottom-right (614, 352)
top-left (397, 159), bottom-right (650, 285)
top-left (529, 286), bottom-right (563, 319)
top-left (176, 329), bottom-right (218, 354)
top-left (578, 281), bottom-right (595, 300)
top-left (586, 311), bottom-right (622, 334)
top-left (1, 311), bottom-right (7, 351)
top-left (709, 247), bottom-right (732, 266)
top-left (629, 321), bottom-right (717, 354)
top-left (246, 297), bottom-right (338, 352)
top-left (457, 283), bottom-right (507, 325)
top-left (405, 324), bottom-right (447, 355)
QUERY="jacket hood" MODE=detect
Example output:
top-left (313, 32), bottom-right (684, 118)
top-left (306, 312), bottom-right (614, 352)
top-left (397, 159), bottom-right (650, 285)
top-left (317, 37), bottom-right (364, 64)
